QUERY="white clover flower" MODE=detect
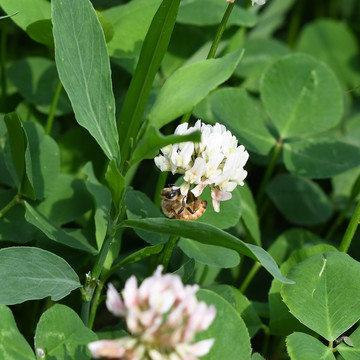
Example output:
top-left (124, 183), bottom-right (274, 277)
top-left (252, 0), bottom-right (266, 5)
top-left (154, 120), bottom-right (249, 212)
top-left (88, 265), bottom-right (216, 360)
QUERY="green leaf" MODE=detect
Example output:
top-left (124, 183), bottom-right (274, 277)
top-left (196, 289), bottom-right (251, 360)
top-left (281, 252), bottom-right (360, 341)
top-left (35, 174), bottom-right (93, 226)
top-left (297, 19), bottom-right (360, 90)
top-left (177, 0), bottom-right (257, 27)
top-left (210, 87), bottom-right (275, 155)
top-left (235, 37), bottom-right (290, 92)
top-left (103, 0), bottom-right (162, 63)
top-left (52, 0), bottom-right (120, 160)
top-left (0, 189), bottom-right (38, 243)
top-left (130, 125), bottom-right (201, 166)
top-left (0, 0), bottom-right (50, 32)
top-left (252, 354), bottom-right (266, 360)
top-left (117, 0), bottom-right (180, 165)
top-left (209, 285), bottom-right (262, 338)
top-left (338, 327), bottom-right (360, 360)
top-left (269, 244), bottom-right (338, 336)
top-left (266, 174), bottom-right (333, 225)
top-left (23, 122), bottom-right (60, 199)
top-left (24, 201), bottom-right (98, 255)
top-left (149, 49), bottom-right (245, 129)
top-left (4, 113), bottom-right (35, 199)
top-left (125, 190), bottom-right (169, 245)
top-left (34, 304), bottom-right (97, 360)
top-left (6, 58), bottom-right (71, 114)
top-left (0, 305), bottom-right (35, 360)
top-left (260, 53), bottom-right (343, 138)
top-left (238, 183), bottom-right (261, 246)
top-left (0, 247), bottom-right (80, 305)
top-left (283, 137), bottom-right (360, 179)
top-left (121, 218), bottom-right (294, 283)
top-left (83, 163), bottom-right (112, 249)
top-left (26, 19), bottom-right (54, 47)
top-left (286, 332), bottom-right (336, 360)
top-left (178, 239), bottom-right (240, 268)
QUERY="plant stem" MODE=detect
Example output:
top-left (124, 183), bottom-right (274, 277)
top-left (256, 138), bottom-right (283, 208)
top-left (338, 199), bottom-right (360, 253)
top-left (0, 194), bottom-right (20, 219)
top-left (180, 2), bottom-right (235, 124)
top-left (45, 81), bottom-right (62, 135)
top-left (0, 18), bottom-right (8, 111)
top-left (207, 2), bottom-right (235, 60)
top-left (239, 261), bottom-right (261, 293)
top-left (155, 236), bottom-right (179, 272)
top-left (154, 171), bottom-right (168, 208)
top-left (88, 279), bottom-right (105, 329)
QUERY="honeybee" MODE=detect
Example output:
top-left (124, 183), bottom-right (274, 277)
top-left (161, 186), bottom-right (207, 221)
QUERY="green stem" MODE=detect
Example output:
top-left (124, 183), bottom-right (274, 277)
top-left (207, 2), bottom-right (235, 60)
top-left (88, 280), bottom-right (105, 329)
top-left (180, 2), bottom-right (236, 124)
top-left (198, 264), bottom-right (209, 285)
top-left (256, 138), bottom-right (283, 208)
top-left (154, 171), bottom-right (168, 208)
top-left (338, 199), bottom-right (360, 253)
top-left (155, 236), bottom-right (179, 272)
top-left (261, 325), bottom-right (271, 357)
top-left (45, 81), bottom-right (62, 135)
top-left (239, 261), bottom-right (261, 293)
top-left (81, 299), bottom-right (91, 327)
top-left (0, 194), bottom-right (20, 219)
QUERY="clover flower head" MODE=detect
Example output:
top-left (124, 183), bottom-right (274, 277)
top-left (252, 0), bottom-right (266, 5)
top-left (154, 120), bottom-right (249, 212)
top-left (88, 265), bottom-right (216, 360)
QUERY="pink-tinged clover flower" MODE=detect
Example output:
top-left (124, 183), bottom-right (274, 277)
top-left (88, 266), bottom-right (216, 360)
top-left (154, 120), bottom-right (249, 212)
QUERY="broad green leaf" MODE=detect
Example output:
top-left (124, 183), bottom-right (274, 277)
top-left (52, 0), bottom-right (120, 160)
top-left (24, 201), bottom-right (98, 255)
top-left (0, 189), bottom-right (38, 243)
top-left (210, 87), bottom-right (275, 155)
top-left (266, 174), bottom-right (333, 225)
top-left (196, 186), bottom-right (242, 230)
top-left (36, 174), bottom-right (93, 226)
top-left (297, 19), bottom-right (360, 90)
top-left (178, 239), bottom-right (240, 268)
top-left (281, 252), bottom-right (360, 341)
top-left (260, 53), bottom-right (343, 138)
top-left (4, 113), bottom-right (35, 199)
top-left (130, 125), bottom-right (201, 166)
top-left (268, 228), bottom-right (323, 265)
top-left (283, 137), bottom-right (360, 178)
top-left (83, 163), bottom-right (112, 249)
top-left (196, 289), bottom-right (251, 360)
top-left (269, 244), bottom-right (338, 336)
top-left (35, 304), bottom-right (97, 360)
top-left (250, 0), bottom-right (296, 38)
top-left (173, 258), bottom-right (196, 282)
top-left (238, 183), bottom-right (261, 246)
top-left (286, 332), bottom-right (336, 360)
top-left (0, 247), bottom-right (80, 305)
top-left (0, 0), bottom-right (50, 31)
top-left (149, 49), bottom-right (244, 129)
top-left (209, 285), bottom-right (262, 338)
top-left (343, 114), bottom-right (360, 147)
top-left (0, 305), bottom-right (35, 360)
top-left (252, 354), bottom-right (266, 360)
top-left (6, 58), bottom-right (71, 114)
top-left (26, 19), bottom-right (53, 47)
top-left (117, 0), bottom-right (180, 165)
top-left (23, 122), bottom-right (60, 199)
top-left (125, 190), bottom-right (169, 245)
top-left (178, 0), bottom-right (257, 27)
top-left (121, 218), bottom-right (294, 283)
top-left (338, 327), bottom-right (360, 360)
top-left (235, 37), bottom-right (290, 92)
top-left (103, 0), bottom-right (162, 63)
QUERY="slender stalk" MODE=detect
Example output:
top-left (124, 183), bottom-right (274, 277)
top-left (88, 280), bottom-right (105, 329)
top-left (261, 325), bottom-right (271, 357)
top-left (198, 264), bottom-right (209, 285)
top-left (207, 2), bottom-right (235, 60)
top-left (45, 81), bottom-right (63, 135)
top-left (239, 261), bottom-right (261, 293)
top-left (154, 171), bottom-right (168, 208)
top-left (155, 236), bottom-right (179, 272)
top-left (256, 138), bottom-right (283, 208)
top-left (338, 199), bottom-right (360, 253)
top-left (81, 300), bottom-right (91, 327)
top-left (0, 194), bottom-right (20, 219)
